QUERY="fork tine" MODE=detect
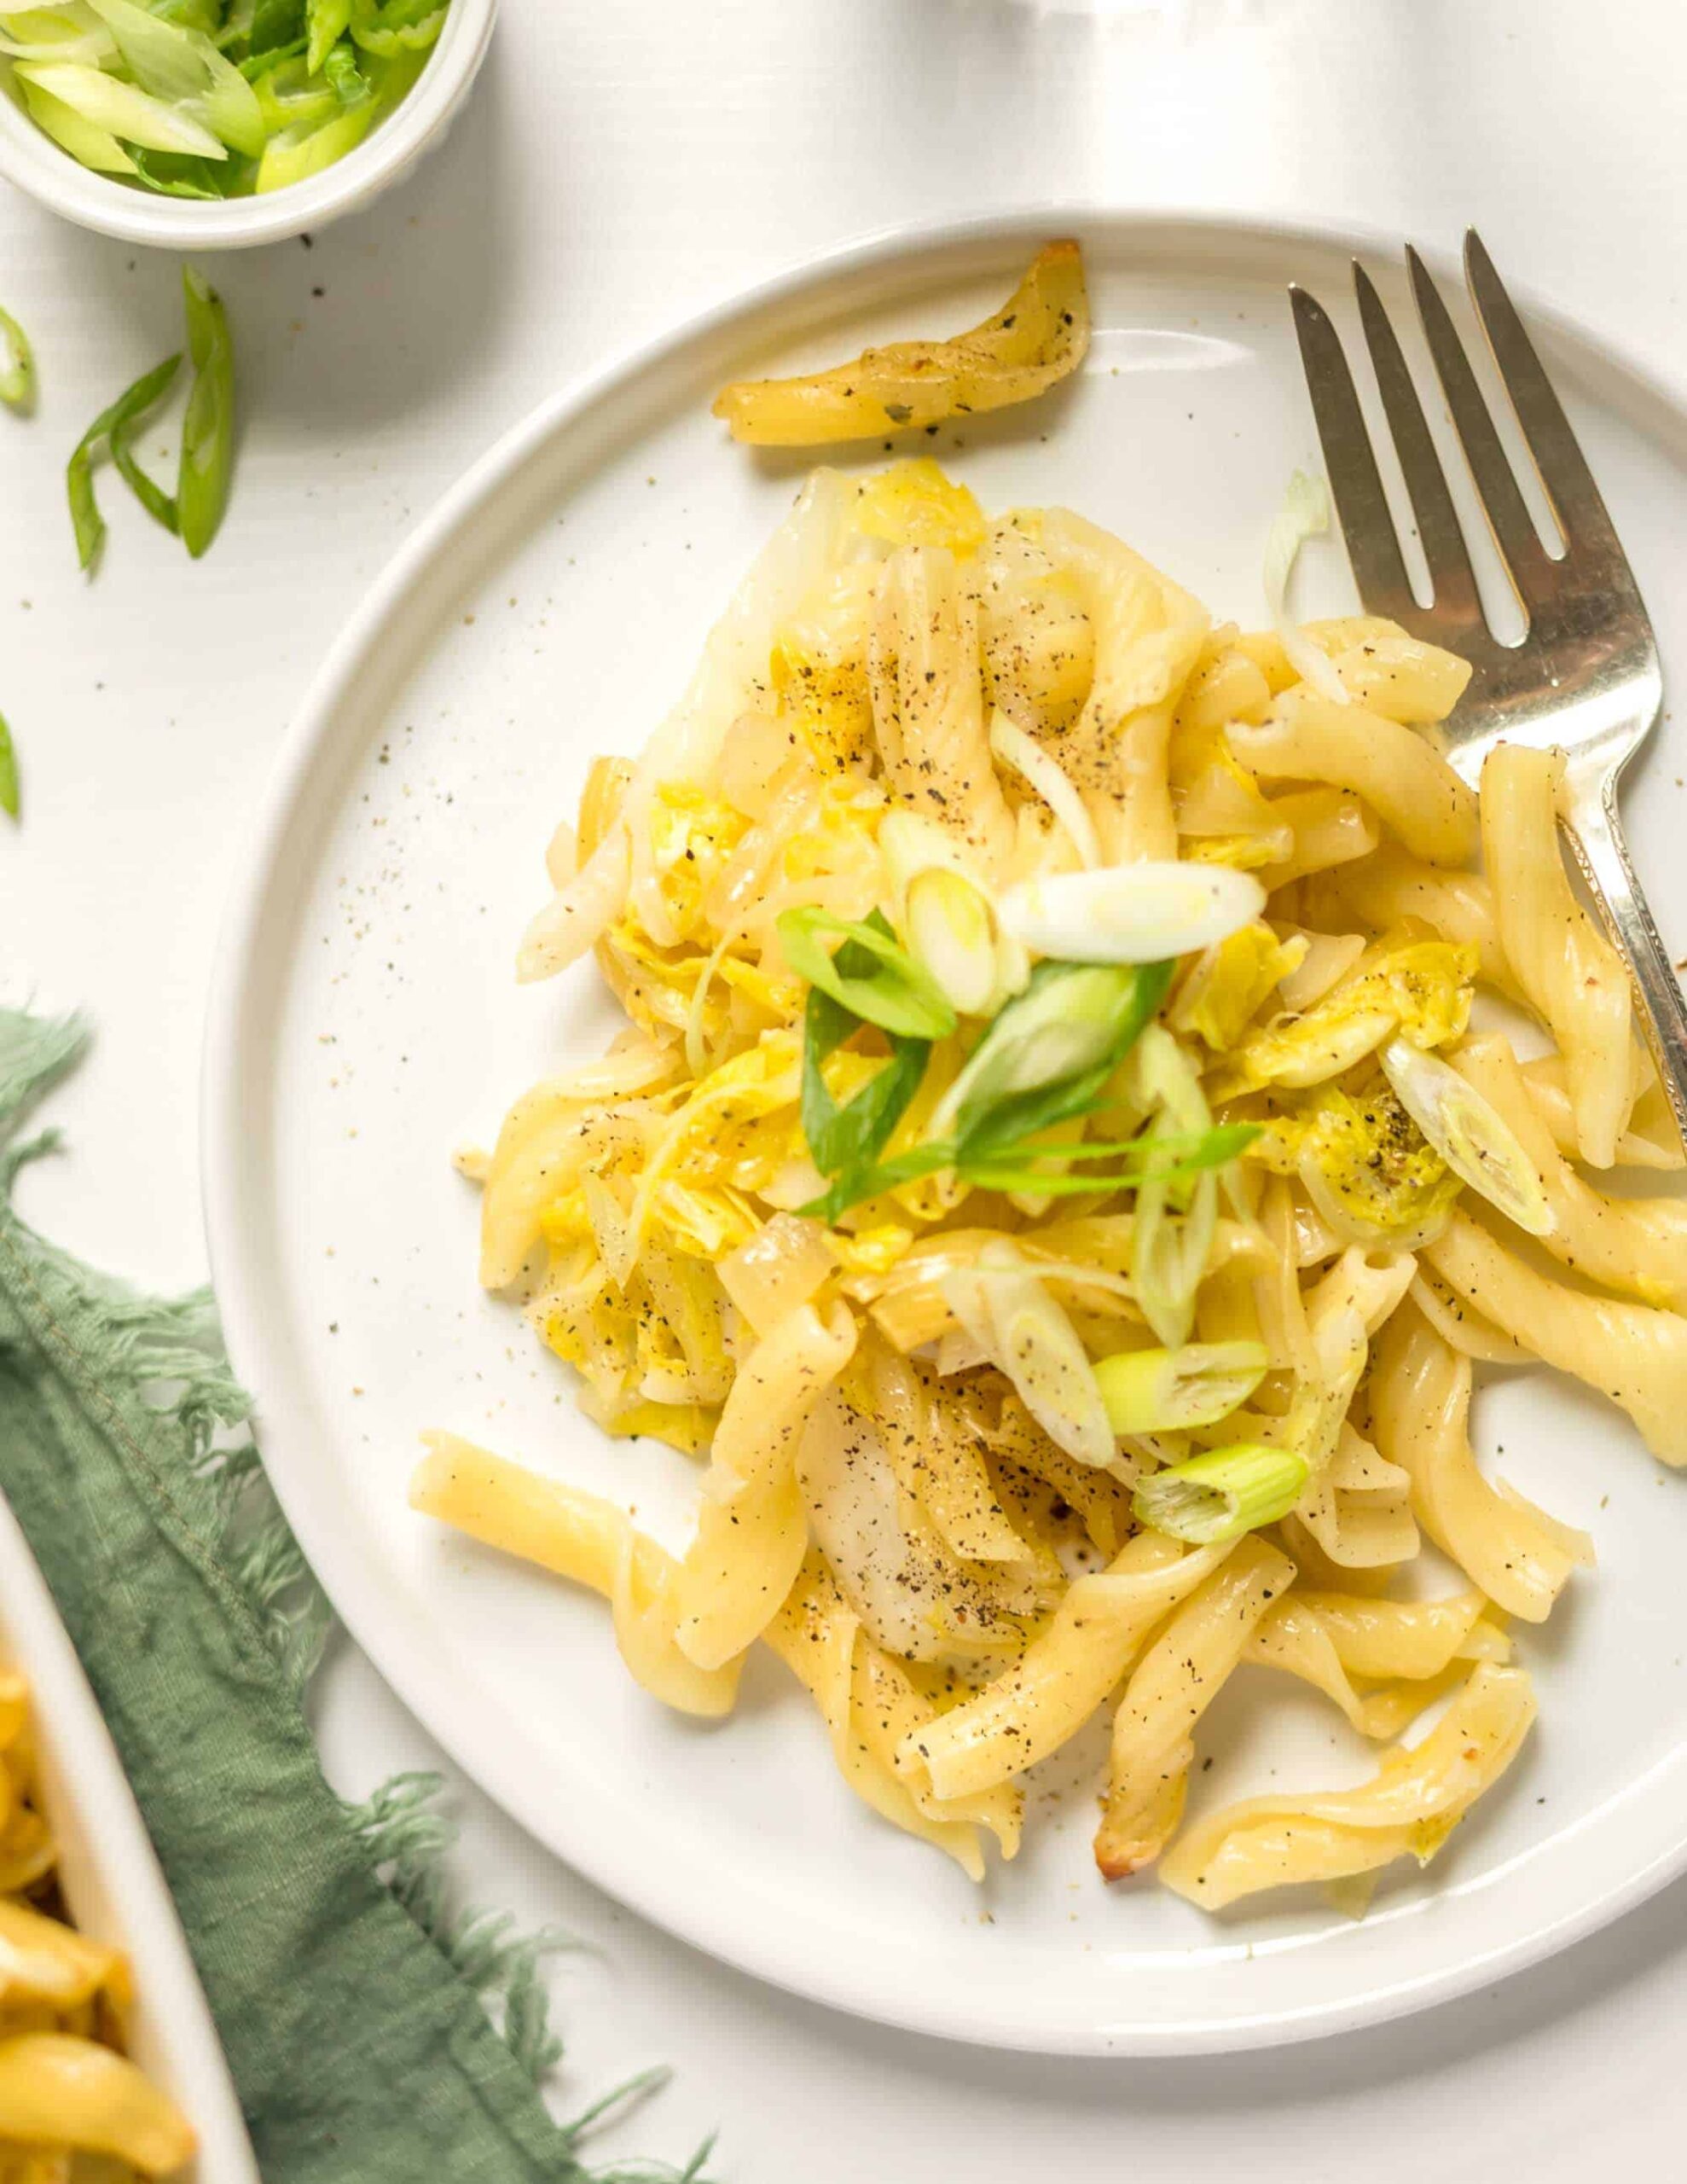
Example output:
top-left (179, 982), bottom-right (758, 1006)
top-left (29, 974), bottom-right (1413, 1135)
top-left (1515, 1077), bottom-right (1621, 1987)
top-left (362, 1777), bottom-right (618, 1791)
top-left (1353, 264), bottom-right (1483, 626)
top-left (1288, 285), bottom-right (1419, 624)
top-left (1406, 244), bottom-right (1553, 600)
top-left (1463, 229), bottom-right (1623, 563)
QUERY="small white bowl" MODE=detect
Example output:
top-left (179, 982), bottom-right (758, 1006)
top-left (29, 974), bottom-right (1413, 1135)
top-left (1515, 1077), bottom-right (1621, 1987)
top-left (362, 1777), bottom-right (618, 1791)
top-left (0, 0), bottom-right (496, 251)
top-left (0, 1490), bottom-right (259, 2184)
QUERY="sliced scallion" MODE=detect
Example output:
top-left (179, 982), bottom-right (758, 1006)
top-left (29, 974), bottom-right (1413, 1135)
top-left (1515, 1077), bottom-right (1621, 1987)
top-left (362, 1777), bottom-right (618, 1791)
top-left (18, 75), bottom-right (138, 173)
top-left (177, 266), bottom-right (234, 558)
top-left (321, 33), bottom-right (366, 100)
top-left (112, 410), bottom-right (179, 535)
top-left (247, 0), bottom-right (307, 54)
top-left (4, 0), bottom-right (449, 197)
top-left (305, 0), bottom-right (351, 73)
top-left (67, 351), bottom-right (182, 572)
top-left (1133, 1443), bottom-right (1309, 1547)
top-left (934, 957), bottom-right (1172, 1150)
top-left (0, 307), bottom-right (34, 413)
top-left (347, 0), bottom-right (443, 55)
top-left (1094, 1342), bottom-right (1268, 1436)
top-left (0, 713), bottom-right (19, 821)
top-left (778, 905), bottom-right (957, 1042)
top-left (1379, 1037), bottom-right (1553, 1238)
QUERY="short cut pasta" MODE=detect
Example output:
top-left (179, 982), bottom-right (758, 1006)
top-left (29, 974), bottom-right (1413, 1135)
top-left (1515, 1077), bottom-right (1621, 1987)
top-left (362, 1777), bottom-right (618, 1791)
top-left (0, 1667), bottom-right (196, 2178)
top-left (415, 457), bottom-right (1682, 1917)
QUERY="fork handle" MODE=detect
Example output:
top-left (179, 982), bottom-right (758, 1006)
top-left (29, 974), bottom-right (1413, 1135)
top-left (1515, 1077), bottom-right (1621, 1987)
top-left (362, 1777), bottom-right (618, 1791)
top-left (1564, 777), bottom-right (1687, 1154)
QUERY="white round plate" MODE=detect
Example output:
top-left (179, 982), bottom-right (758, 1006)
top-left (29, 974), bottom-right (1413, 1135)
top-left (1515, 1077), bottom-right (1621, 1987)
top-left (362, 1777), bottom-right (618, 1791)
top-left (204, 212), bottom-right (1687, 2055)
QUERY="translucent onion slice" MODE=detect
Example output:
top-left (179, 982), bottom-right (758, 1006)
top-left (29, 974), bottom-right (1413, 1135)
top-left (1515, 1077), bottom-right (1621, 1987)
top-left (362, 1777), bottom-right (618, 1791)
top-left (999, 862), bottom-right (1265, 967)
top-left (1380, 1037), bottom-right (1554, 1237)
top-left (989, 709), bottom-right (1101, 869)
top-left (1262, 468), bottom-right (1348, 704)
top-left (719, 1214), bottom-right (838, 1338)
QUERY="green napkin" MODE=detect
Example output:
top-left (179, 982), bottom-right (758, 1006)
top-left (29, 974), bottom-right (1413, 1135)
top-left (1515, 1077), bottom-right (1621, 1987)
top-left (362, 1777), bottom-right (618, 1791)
top-left (0, 1008), bottom-right (712, 2184)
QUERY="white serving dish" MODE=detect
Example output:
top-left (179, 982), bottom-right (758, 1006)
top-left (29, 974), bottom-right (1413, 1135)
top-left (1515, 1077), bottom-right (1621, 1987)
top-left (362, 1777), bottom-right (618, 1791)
top-left (0, 1490), bottom-right (259, 2184)
top-left (203, 208), bottom-right (1687, 2054)
top-left (0, 0), bottom-right (496, 251)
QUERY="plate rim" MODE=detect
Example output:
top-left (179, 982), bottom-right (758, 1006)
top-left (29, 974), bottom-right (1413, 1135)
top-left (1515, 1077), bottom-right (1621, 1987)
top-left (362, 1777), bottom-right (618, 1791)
top-left (201, 204), bottom-right (1687, 2056)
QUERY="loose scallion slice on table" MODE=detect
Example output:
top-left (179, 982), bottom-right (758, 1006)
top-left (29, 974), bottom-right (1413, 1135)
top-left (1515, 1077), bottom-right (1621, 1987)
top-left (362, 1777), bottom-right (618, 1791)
top-left (112, 404), bottom-right (179, 532)
top-left (0, 0), bottom-right (451, 196)
top-left (0, 712), bottom-right (19, 820)
top-left (67, 264), bottom-right (237, 566)
top-left (67, 350), bottom-right (182, 571)
top-left (0, 306), bottom-right (35, 412)
top-left (178, 265), bottom-right (234, 555)
top-left (1133, 1443), bottom-right (1310, 1547)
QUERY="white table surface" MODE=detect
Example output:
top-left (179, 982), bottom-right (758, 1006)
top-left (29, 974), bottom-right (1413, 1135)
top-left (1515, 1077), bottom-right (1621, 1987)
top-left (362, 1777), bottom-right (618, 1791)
top-left (6, 1), bottom-right (1687, 2173)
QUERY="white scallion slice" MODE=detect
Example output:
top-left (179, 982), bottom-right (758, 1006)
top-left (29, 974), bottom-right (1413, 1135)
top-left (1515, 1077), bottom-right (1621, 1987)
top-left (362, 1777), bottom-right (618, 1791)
top-left (1380, 1037), bottom-right (1554, 1237)
top-left (999, 861), bottom-right (1265, 966)
top-left (0, 7), bottom-right (113, 64)
top-left (988, 709), bottom-right (1101, 869)
top-left (1133, 1442), bottom-right (1309, 1546)
top-left (18, 74), bottom-right (136, 171)
top-left (1094, 1340), bottom-right (1268, 1435)
top-left (1262, 468), bottom-right (1347, 704)
top-left (905, 867), bottom-right (998, 1016)
top-left (879, 810), bottom-right (1005, 1017)
top-left (14, 60), bottom-right (228, 155)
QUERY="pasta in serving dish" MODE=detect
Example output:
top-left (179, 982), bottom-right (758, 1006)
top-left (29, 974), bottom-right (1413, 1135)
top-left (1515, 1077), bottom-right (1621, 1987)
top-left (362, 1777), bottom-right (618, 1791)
top-left (414, 453), bottom-right (1687, 1912)
top-left (0, 1663), bottom-right (195, 2181)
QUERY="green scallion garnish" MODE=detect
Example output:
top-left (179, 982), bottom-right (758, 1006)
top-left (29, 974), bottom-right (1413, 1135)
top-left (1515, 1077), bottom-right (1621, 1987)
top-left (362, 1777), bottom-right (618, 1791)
top-left (778, 906), bottom-right (957, 1042)
top-left (935, 958), bottom-right (1174, 1152)
top-left (1132, 1443), bottom-right (1309, 1547)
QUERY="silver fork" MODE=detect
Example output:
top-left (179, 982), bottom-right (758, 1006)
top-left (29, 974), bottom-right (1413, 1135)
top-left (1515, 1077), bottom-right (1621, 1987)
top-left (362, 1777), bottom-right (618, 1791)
top-left (1290, 229), bottom-right (1687, 1147)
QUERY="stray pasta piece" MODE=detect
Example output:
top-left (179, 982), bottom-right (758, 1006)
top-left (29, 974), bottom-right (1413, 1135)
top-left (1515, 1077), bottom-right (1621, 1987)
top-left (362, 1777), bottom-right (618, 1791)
top-left (1160, 1663), bottom-right (1536, 1910)
top-left (712, 241), bottom-right (1089, 446)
